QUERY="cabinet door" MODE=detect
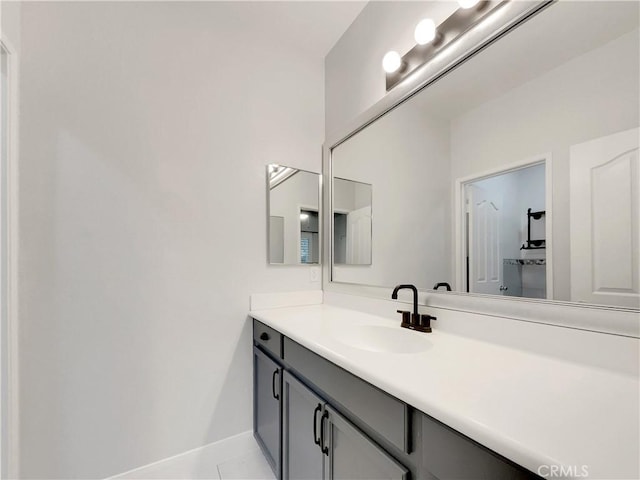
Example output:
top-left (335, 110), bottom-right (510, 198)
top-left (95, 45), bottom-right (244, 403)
top-left (421, 413), bottom-right (539, 479)
top-left (253, 347), bottom-right (282, 478)
top-left (282, 371), bottom-right (324, 480)
top-left (323, 405), bottom-right (408, 480)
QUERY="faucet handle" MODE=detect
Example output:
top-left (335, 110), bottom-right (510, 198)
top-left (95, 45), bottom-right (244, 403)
top-left (396, 310), bottom-right (411, 325)
top-left (418, 314), bottom-right (436, 332)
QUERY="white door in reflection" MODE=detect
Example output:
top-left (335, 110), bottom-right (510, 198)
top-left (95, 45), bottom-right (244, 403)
top-left (467, 185), bottom-right (502, 295)
top-left (570, 128), bottom-right (639, 308)
top-left (346, 205), bottom-right (372, 265)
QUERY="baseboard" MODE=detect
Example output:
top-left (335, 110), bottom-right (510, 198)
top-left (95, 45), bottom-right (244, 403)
top-left (107, 430), bottom-right (257, 479)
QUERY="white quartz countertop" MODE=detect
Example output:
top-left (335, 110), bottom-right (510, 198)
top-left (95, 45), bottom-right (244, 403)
top-left (250, 304), bottom-right (639, 480)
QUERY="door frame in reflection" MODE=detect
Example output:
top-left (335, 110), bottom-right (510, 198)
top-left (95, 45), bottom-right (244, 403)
top-left (455, 153), bottom-right (553, 300)
top-left (0, 36), bottom-right (19, 480)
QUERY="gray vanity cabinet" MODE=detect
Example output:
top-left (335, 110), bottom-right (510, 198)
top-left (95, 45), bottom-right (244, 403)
top-left (323, 404), bottom-right (409, 480)
top-left (282, 370), bottom-right (408, 480)
top-left (253, 319), bottom-right (540, 480)
top-left (253, 346), bottom-right (282, 479)
top-left (282, 370), bottom-right (324, 480)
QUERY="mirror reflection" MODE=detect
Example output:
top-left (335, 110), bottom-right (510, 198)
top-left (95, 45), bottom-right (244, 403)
top-left (268, 165), bottom-right (320, 265)
top-left (464, 163), bottom-right (546, 298)
top-left (330, 1), bottom-right (639, 309)
top-left (333, 178), bottom-right (372, 265)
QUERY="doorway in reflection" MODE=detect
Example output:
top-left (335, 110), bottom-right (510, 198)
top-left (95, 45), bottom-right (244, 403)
top-left (464, 162), bottom-right (546, 299)
top-left (300, 209), bottom-right (319, 264)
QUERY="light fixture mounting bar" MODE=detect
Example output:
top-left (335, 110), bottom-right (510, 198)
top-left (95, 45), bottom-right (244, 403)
top-left (386, 0), bottom-right (507, 91)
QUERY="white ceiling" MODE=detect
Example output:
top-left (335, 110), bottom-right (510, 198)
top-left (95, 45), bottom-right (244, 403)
top-left (233, 1), bottom-right (368, 59)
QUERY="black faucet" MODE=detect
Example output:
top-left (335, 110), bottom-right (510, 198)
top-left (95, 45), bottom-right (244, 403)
top-left (392, 284), bottom-right (418, 316)
top-left (391, 284), bottom-right (436, 333)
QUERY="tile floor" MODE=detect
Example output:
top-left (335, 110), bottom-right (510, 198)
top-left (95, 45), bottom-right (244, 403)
top-left (217, 448), bottom-right (275, 480)
top-left (111, 433), bottom-right (275, 480)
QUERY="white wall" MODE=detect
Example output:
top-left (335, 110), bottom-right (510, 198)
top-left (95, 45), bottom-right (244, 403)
top-left (451, 29), bottom-right (640, 300)
top-left (332, 99), bottom-right (451, 289)
top-left (333, 180), bottom-right (371, 213)
top-left (333, 178), bottom-right (354, 212)
top-left (16, 2), bottom-right (323, 478)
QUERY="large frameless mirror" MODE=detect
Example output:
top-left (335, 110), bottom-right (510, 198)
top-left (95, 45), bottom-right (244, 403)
top-left (329, 1), bottom-right (639, 311)
top-left (267, 164), bottom-right (321, 265)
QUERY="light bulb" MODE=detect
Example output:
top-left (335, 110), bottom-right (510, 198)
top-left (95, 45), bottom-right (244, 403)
top-left (414, 18), bottom-right (436, 45)
top-left (300, 213), bottom-right (309, 221)
top-left (458, 0), bottom-right (480, 9)
top-left (382, 51), bottom-right (402, 73)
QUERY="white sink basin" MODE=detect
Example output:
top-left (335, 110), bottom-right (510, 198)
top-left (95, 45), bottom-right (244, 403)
top-left (335, 325), bottom-right (431, 354)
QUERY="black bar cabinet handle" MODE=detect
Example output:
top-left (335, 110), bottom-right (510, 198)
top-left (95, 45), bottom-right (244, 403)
top-left (271, 370), bottom-right (279, 400)
top-left (312, 404), bottom-right (322, 446)
top-left (320, 410), bottom-right (329, 456)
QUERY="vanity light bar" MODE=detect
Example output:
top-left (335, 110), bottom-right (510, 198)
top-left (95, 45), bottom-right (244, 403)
top-left (385, 0), bottom-right (507, 91)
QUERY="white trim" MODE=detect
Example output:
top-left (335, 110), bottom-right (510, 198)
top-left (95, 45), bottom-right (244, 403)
top-left (0, 34), bottom-right (19, 480)
top-left (454, 174), bottom-right (464, 293)
top-left (544, 154), bottom-right (553, 299)
top-left (454, 153), bottom-right (553, 299)
top-left (106, 431), bottom-right (258, 479)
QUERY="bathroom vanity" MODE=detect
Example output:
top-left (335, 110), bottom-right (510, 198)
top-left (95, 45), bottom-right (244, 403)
top-left (252, 314), bottom-right (539, 479)
top-left (250, 303), bottom-right (638, 480)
